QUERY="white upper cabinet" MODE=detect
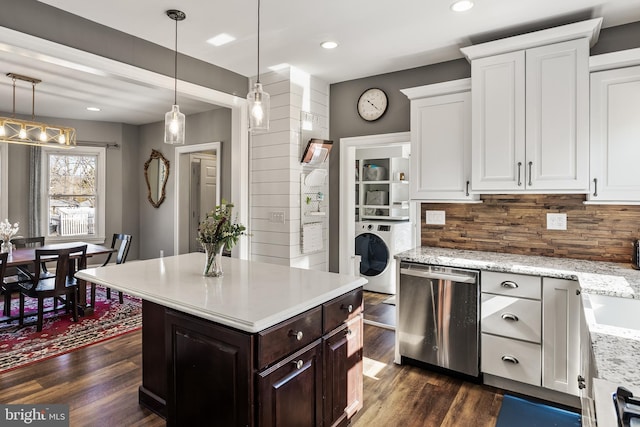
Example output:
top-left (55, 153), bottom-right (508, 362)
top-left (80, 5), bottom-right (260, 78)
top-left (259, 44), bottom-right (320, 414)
top-left (589, 64), bottom-right (640, 203)
top-left (471, 51), bottom-right (525, 191)
top-left (401, 79), bottom-right (479, 201)
top-left (461, 18), bottom-right (601, 194)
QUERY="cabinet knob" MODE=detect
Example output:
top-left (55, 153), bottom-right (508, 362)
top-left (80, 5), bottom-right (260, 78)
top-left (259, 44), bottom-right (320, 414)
top-left (342, 304), bottom-right (354, 313)
top-left (501, 355), bottom-right (519, 364)
top-left (501, 313), bottom-right (519, 322)
top-left (500, 281), bottom-right (518, 289)
top-left (345, 328), bottom-right (353, 336)
top-left (292, 360), bottom-right (304, 370)
top-left (289, 330), bottom-right (304, 341)
top-left (576, 289), bottom-right (581, 296)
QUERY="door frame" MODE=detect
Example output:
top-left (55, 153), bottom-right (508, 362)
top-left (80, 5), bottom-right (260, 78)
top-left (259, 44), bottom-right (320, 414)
top-left (174, 142), bottom-right (221, 255)
top-left (338, 132), bottom-right (411, 275)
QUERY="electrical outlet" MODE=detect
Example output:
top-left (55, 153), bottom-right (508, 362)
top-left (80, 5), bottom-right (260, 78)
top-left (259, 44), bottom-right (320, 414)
top-left (426, 210), bottom-right (446, 225)
top-left (547, 213), bottom-right (567, 230)
top-left (270, 211), bottom-right (285, 224)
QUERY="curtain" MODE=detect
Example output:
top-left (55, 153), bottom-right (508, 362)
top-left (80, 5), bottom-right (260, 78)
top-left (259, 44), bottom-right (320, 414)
top-left (28, 146), bottom-right (41, 237)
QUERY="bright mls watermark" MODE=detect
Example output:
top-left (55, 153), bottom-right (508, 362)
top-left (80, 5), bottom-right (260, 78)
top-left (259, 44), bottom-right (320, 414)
top-left (0, 405), bottom-right (69, 426)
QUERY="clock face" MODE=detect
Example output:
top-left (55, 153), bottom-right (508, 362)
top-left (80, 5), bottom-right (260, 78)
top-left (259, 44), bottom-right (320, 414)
top-left (357, 88), bottom-right (388, 121)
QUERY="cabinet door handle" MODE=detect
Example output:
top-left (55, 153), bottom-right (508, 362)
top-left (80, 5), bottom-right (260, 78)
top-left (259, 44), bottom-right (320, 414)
top-left (517, 162), bottom-right (522, 186)
top-left (500, 281), bottom-right (518, 289)
top-left (289, 330), bottom-right (304, 341)
top-left (465, 180), bottom-right (470, 197)
top-left (501, 313), bottom-right (519, 321)
top-left (593, 178), bottom-right (598, 197)
top-left (292, 360), bottom-right (304, 370)
top-left (528, 161), bottom-right (533, 187)
top-left (501, 355), bottom-right (519, 364)
top-left (341, 304), bottom-right (354, 313)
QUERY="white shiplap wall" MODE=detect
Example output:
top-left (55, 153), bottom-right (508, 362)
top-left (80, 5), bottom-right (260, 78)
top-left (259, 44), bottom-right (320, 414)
top-left (249, 67), bottom-right (330, 270)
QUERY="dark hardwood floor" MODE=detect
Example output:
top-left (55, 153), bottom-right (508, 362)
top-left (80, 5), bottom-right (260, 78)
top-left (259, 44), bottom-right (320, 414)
top-left (0, 291), bottom-right (503, 426)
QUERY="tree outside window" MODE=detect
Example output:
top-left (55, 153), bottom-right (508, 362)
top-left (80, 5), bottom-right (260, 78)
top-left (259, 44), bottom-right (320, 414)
top-left (47, 152), bottom-right (98, 237)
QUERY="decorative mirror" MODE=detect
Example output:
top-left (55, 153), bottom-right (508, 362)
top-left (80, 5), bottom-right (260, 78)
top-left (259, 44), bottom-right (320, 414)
top-left (144, 149), bottom-right (170, 208)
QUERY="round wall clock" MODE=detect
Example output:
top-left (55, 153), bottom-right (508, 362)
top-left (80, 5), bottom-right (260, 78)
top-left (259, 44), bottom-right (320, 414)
top-left (357, 88), bottom-right (388, 121)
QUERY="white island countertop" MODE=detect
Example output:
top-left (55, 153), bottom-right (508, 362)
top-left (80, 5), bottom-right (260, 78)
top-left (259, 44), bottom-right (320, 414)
top-left (76, 253), bottom-right (367, 333)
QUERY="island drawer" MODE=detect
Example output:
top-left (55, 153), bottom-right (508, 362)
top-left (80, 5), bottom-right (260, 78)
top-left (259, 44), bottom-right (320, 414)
top-left (481, 294), bottom-right (541, 343)
top-left (481, 333), bottom-right (541, 387)
top-left (257, 306), bottom-right (322, 369)
top-left (323, 288), bottom-right (363, 334)
top-left (481, 271), bottom-right (541, 299)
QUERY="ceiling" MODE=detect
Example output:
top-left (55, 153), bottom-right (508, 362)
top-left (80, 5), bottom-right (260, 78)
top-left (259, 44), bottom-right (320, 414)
top-left (2, 0), bottom-right (640, 126)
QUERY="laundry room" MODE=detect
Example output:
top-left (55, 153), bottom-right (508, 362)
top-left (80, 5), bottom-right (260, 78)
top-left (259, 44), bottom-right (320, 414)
top-left (343, 138), bottom-right (416, 329)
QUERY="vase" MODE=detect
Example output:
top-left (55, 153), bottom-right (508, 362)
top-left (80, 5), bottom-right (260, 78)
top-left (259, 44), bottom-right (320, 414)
top-left (0, 240), bottom-right (11, 255)
top-left (203, 243), bottom-right (225, 277)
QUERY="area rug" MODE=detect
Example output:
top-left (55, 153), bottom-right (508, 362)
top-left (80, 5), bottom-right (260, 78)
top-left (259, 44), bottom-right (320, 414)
top-left (496, 394), bottom-right (581, 427)
top-left (0, 285), bottom-right (141, 374)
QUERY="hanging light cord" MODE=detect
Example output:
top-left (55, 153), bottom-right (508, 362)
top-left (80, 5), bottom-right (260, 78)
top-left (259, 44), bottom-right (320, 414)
top-left (11, 76), bottom-right (16, 118)
top-left (256, 0), bottom-right (261, 84)
top-left (31, 81), bottom-right (36, 120)
top-left (173, 15), bottom-right (178, 105)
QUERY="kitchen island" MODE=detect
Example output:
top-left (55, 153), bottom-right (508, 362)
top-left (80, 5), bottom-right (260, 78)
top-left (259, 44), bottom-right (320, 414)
top-left (76, 253), bottom-right (366, 427)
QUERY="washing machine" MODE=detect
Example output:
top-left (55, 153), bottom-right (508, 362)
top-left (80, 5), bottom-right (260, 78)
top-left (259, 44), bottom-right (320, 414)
top-left (354, 221), bottom-right (413, 294)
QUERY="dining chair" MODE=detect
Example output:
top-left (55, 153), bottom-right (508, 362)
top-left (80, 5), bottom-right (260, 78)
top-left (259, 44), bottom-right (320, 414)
top-left (1, 236), bottom-right (51, 317)
top-left (92, 233), bottom-right (132, 305)
top-left (18, 244), bottom-right (87, 332)
top-left (0, 252), bottom-right (9, 319)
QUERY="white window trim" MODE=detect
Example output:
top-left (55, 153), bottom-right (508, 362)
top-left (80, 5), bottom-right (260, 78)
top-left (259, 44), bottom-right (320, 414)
top-left (41, 146), bottom-right (106, 244)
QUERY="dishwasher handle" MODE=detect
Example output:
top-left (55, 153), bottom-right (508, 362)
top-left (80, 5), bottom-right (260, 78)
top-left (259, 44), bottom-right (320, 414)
top-left (400, 268), bottom-right (476, 284)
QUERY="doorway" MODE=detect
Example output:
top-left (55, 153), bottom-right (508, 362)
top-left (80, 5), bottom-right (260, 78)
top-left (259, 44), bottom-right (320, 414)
top-left (174, 142), bottom-right (221, 255)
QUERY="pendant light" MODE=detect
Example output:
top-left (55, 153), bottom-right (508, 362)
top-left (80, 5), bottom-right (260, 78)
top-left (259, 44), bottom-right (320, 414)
top-left (247, 0), bottom-right (270, 133)
top-left (164, 9), bottom-right (186, 145)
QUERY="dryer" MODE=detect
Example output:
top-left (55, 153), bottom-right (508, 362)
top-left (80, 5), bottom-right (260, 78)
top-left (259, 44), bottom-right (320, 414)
top-left (354, 221), bottom-right (413, 294)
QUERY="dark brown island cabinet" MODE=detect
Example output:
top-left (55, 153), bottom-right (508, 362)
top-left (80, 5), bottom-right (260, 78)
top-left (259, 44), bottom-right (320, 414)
top-left (138, 287), bottom-right (364, 427)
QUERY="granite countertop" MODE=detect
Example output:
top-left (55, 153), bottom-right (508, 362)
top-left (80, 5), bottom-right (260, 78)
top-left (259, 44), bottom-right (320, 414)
top-left (76, 253), bottom-right (366, 333)
top-left (395, 246), bottom-right (640, 389)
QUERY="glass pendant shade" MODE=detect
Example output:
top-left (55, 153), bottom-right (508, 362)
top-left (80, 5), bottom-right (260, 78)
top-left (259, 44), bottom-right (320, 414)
top-left (164, 104), bottom-right (185, 145)
top-left (247, 82), bottom-right (270, 132)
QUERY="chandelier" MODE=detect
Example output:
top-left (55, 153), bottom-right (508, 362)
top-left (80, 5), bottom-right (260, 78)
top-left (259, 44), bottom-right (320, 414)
top-left (0, 73), bottom-right (76, 147)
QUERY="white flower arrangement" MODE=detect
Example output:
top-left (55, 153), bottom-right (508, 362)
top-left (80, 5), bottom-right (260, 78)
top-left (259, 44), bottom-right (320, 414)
top-left (0, 218), bottom-right (19, 244)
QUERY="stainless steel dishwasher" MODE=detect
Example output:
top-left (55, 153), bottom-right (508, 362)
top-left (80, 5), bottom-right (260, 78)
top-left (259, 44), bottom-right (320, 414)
top-left (398, 262), bottom-right (480, 377)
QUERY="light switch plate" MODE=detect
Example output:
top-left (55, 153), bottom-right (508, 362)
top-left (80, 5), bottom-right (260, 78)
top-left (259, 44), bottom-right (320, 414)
top-left (547, 213), bottom-right (567, 230)
top-left (426, 210), bottom-right (446, 225)
top-left (270, 211), bottom-right (285, 224)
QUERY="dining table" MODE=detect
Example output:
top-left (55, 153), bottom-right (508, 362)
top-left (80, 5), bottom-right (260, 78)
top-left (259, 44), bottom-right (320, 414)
top-left (4, 241), bottom-right (116, 317)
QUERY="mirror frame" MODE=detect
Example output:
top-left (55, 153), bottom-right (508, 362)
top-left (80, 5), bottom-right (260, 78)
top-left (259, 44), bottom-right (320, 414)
top-left (144, 149), bottom-right (170, 208)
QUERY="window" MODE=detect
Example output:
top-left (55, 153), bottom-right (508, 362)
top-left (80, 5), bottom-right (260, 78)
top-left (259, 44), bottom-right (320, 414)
top-left (42, 146), bottom-right (105, 242)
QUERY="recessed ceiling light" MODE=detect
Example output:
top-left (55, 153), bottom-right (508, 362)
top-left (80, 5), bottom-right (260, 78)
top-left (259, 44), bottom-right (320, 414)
top-left (207, 33), bottom-right (236, 47)
top-left (321, 41), bottom-right (338, 50)
top-left (451, 0), bottom-right (474, 12)
top-left (86, 107), bottom-right (101, 112)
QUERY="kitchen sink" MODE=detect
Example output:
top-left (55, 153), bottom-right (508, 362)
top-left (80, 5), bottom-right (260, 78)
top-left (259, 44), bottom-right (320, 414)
top-left (584, 294), bottom-right (640, 332)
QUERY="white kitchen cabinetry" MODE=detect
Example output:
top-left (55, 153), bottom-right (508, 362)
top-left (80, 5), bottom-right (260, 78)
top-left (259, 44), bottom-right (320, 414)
top-left (578, 294), bottom-right (596, 427)
top-left (469, 39), bottom-right (589, 193)
top-left (542, 278), bottom-right (580, 395)
top-left (481, 272), bottom-right (542, 387)
top-left (356, 149), bottom-right (410, 221)
top-left (481, 272), bottom-right (580, 397)
top-left (589, 65), bottom-right (640, 203)
top-left (401, 79), bottom-right (478, 201)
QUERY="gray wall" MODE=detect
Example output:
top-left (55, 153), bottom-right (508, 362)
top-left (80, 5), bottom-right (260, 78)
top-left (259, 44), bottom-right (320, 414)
top-left (137, 108), bottom-right (232, 260)
top-left (7, 114), bottom-right (140, 262)
top-left (328, 21), bottom-right (640, 272)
